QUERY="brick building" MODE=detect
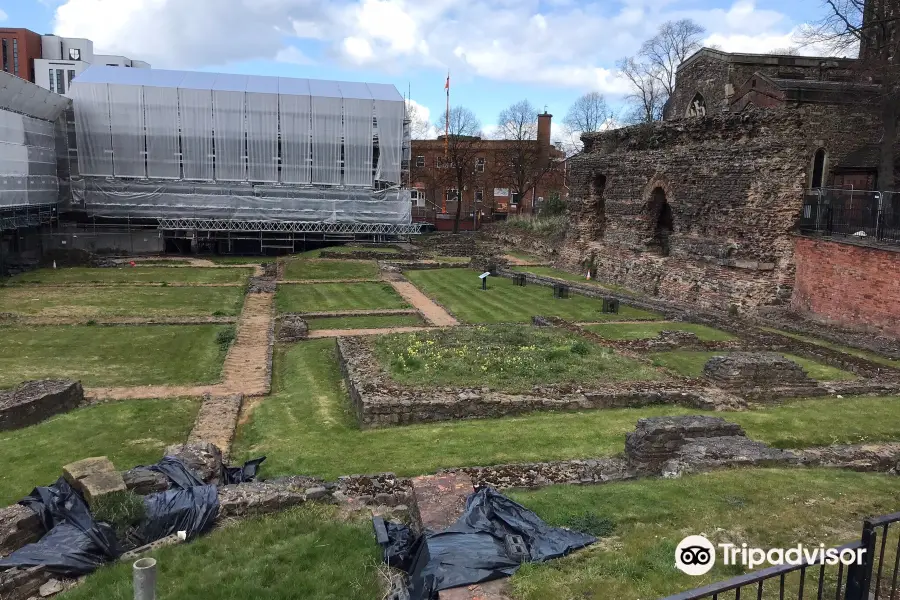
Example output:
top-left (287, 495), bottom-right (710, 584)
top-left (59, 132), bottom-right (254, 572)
top-left (410, 112), bottom-right (566, 229)
top-left (0, 28), bottom-right (42, 83)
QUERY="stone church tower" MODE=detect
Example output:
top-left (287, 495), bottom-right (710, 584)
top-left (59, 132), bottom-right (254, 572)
top-left (859, 0), bottom-right (899, 60)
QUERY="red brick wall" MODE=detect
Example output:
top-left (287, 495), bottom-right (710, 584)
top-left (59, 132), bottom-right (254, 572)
top-left (792, 236), bottom-right (900, 336)
top-left (0, 29), bottom-right (42, 82)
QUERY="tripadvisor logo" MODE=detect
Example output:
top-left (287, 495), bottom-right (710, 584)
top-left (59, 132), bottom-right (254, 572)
top-left (676, 535), bottom-right (867, 576)
top-left (676, 535), bottom-right (716, 576)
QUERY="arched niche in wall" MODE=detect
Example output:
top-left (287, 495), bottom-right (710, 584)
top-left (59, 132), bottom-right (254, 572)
top-left (686, 93), bottom-right (707, 118)
top-left (641, 177), bottom-right (676, 257)
top-left (810, 148), bottom-right (827, 189)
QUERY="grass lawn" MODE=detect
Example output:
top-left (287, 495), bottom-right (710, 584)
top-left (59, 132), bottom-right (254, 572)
top-left (8, 266), bottom-right (250, 285)
top-left (508, 469), bottom-right (900, 600)
top-left (373, 325), bottom-right (660, 392)
top-left (306, 314), bottom-right (426, 331)
top-left (276, 282), bottom-right (410, 313)
top-left (506, 251), bottom-right (548, 263)
top-left (283, 259), bottom-right (380, 281)
top-left (586, 321), bottom-right (737, 342)
top-left (760, 327), bottom-right (900, 369)
top-left (650, 350), bottom-right (857, 381)
top-left (0, 325), bottom-right (230, 388)
top-left (0, 398), bottom-right (199, 505)
top-left (511, 266), bottom-right (640, 296)
top-left (61, 504), bottom-right (383, 600)
top-left (295, 245), bottom-right (399, 258)
top-left (231, 340), bottom-right (900, 480)
top-left (0, 286), bottom-right (244, 319)
top-left (404, 269), bottom-right (662, 324)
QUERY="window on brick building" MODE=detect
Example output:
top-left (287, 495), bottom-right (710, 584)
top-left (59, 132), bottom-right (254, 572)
top-left (446, 189), bottom-right (458, 203)
top-left (476, 157), bottom-right (485, 172)
top-left (12, 39), bottom-right (18, 76)
top-left (1, 39), bottom-right (8, 73)
top-left (415, 155), bottom-right (425, 167)
top-left (475, 189), bottom-right (483, 202)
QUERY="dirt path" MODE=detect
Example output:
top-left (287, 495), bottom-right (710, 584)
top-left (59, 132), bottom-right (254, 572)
top-left (387, 281), bottom-right (459, 327)
top-left (119, 257), bottom-right (259, 269)
top-left (307, 326), bottom-right (434, 339)
top-left (85, 292), bottom-right (275, 401)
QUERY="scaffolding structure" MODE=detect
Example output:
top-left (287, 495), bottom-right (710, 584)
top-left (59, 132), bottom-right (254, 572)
top-left (0, 71), bottom-right (71, 230)
top-left (67, 67), bottom-right (412, 234)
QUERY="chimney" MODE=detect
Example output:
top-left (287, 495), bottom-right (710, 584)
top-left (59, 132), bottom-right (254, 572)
top-left (537, 111), bottom-right (552, 168)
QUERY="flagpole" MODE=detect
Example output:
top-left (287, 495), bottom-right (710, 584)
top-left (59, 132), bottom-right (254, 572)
top-left (443, 70), bottom-right (450, 214)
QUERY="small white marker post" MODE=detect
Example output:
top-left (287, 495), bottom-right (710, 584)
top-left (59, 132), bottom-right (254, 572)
top-left (479, 272), bottom-right (491, 291)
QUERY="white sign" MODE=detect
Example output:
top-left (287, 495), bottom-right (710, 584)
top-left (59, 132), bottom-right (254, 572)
top-left (493, 188), bottom-right (510, 197)
top-left (479, 272), bottom-right (491, 279)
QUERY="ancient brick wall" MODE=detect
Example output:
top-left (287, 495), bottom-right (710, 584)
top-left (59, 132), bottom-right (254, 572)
top-left (793, 237), bottom-right (900, 336)
top-left (563, 105), bottom-right (882, 313)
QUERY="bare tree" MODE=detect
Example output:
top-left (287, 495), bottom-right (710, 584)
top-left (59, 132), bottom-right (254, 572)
top-left (494, 100), bottom-right (557, 214)
top-left (435, 106), bottom-right (484, 233)
top-left (618, 56), bottom-right (667, 124)
top-left (801, 0), bottom-right (899, 190)
top-left (640, 19), bottom-right (706, 97)
top-left (405, 100), bottom-right (433, 139)
top-left (561, 92), bottom-right (615, 153)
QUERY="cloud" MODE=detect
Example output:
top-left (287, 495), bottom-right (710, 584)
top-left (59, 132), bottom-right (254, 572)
top-left (50, 0), bottom-right (829, 91)
top-left (275, 46), bottom-right (315, 65)
top-left (0, 9), bottom-right (7, 22)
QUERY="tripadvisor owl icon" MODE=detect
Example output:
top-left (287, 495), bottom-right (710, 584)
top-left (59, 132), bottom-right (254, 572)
top-left (676, 535), bottom-right (716, 576)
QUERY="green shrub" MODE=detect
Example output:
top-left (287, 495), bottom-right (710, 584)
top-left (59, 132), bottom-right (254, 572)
top-left (216, 326), bottom-right (237, 351)
top-left (570, 340), bottom-right (591, 356)
top-left (86, 320), bottom-right (98, 326)
top-left (539, 191), bottom-right (566, 217)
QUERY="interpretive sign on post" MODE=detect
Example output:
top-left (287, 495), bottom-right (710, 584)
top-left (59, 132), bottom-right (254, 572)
top-left (480, 272), bottom-right (490, 290)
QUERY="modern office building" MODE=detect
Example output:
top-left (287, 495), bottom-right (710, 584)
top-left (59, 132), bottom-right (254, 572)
top-left (35, 35), bottom-right (149, 96)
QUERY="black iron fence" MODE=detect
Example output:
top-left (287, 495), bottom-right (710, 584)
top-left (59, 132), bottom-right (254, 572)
top-left (663, 511), bottom-right (900, 600)
top-left (799, 189), bottom-right (900, 246)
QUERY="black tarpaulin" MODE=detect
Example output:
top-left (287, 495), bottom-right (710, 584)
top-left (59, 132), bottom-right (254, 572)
top-left (381, 487), bottom-right (597, 600)
top-left (0, 478), bottom-right (120, 576)
top-left (137, 485), bottom-right (219, 545)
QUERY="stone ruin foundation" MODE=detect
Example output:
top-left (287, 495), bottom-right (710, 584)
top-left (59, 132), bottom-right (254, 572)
top-left (0, 380), bottom-right (84, 432)
top-left (703, 352), bottom-right (814, 387)
top-left (276, 314), bottom-right (309, 342)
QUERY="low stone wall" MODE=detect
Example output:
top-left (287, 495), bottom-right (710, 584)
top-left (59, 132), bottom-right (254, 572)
top-left (703, 353), bottom-right (815, 387)
top-left (444, 457), bottom-right (637, 490)
top-left (319, 251), bottom-right (421, 261)
top-left (336, 336), bottom-right (736, 428)
top-left (481, 224), bottom-right (560, 259)
top-left (0, 380), bottom-right (84, 432)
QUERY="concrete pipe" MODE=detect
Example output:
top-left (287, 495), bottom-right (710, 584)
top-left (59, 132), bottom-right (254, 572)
top-left (133, 557), bottom-right (157, 600)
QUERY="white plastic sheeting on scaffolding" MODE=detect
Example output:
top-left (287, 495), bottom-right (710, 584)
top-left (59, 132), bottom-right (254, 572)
top-left (68, 66), bottom-right (410, 225)
top-left (279, 79), bottom-right (311, 185)
top-left (375, 99), bottom-right (403, 185)
top-left (144, 85), bottom-right (180, 179)
top-left (0, 108), bottom-right (60, 207)
top-left (71, 82), bottom-right (114, 176)
top-left (72, 179), bottom-right (412, 223)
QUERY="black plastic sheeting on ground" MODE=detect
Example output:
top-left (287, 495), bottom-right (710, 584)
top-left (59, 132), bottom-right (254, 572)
top-left (0, 478), bottom-right (120, 576)
top-left (0, 455), bottom-right (265, 577)
top-left (379, 487), bottom-right (597, 600)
